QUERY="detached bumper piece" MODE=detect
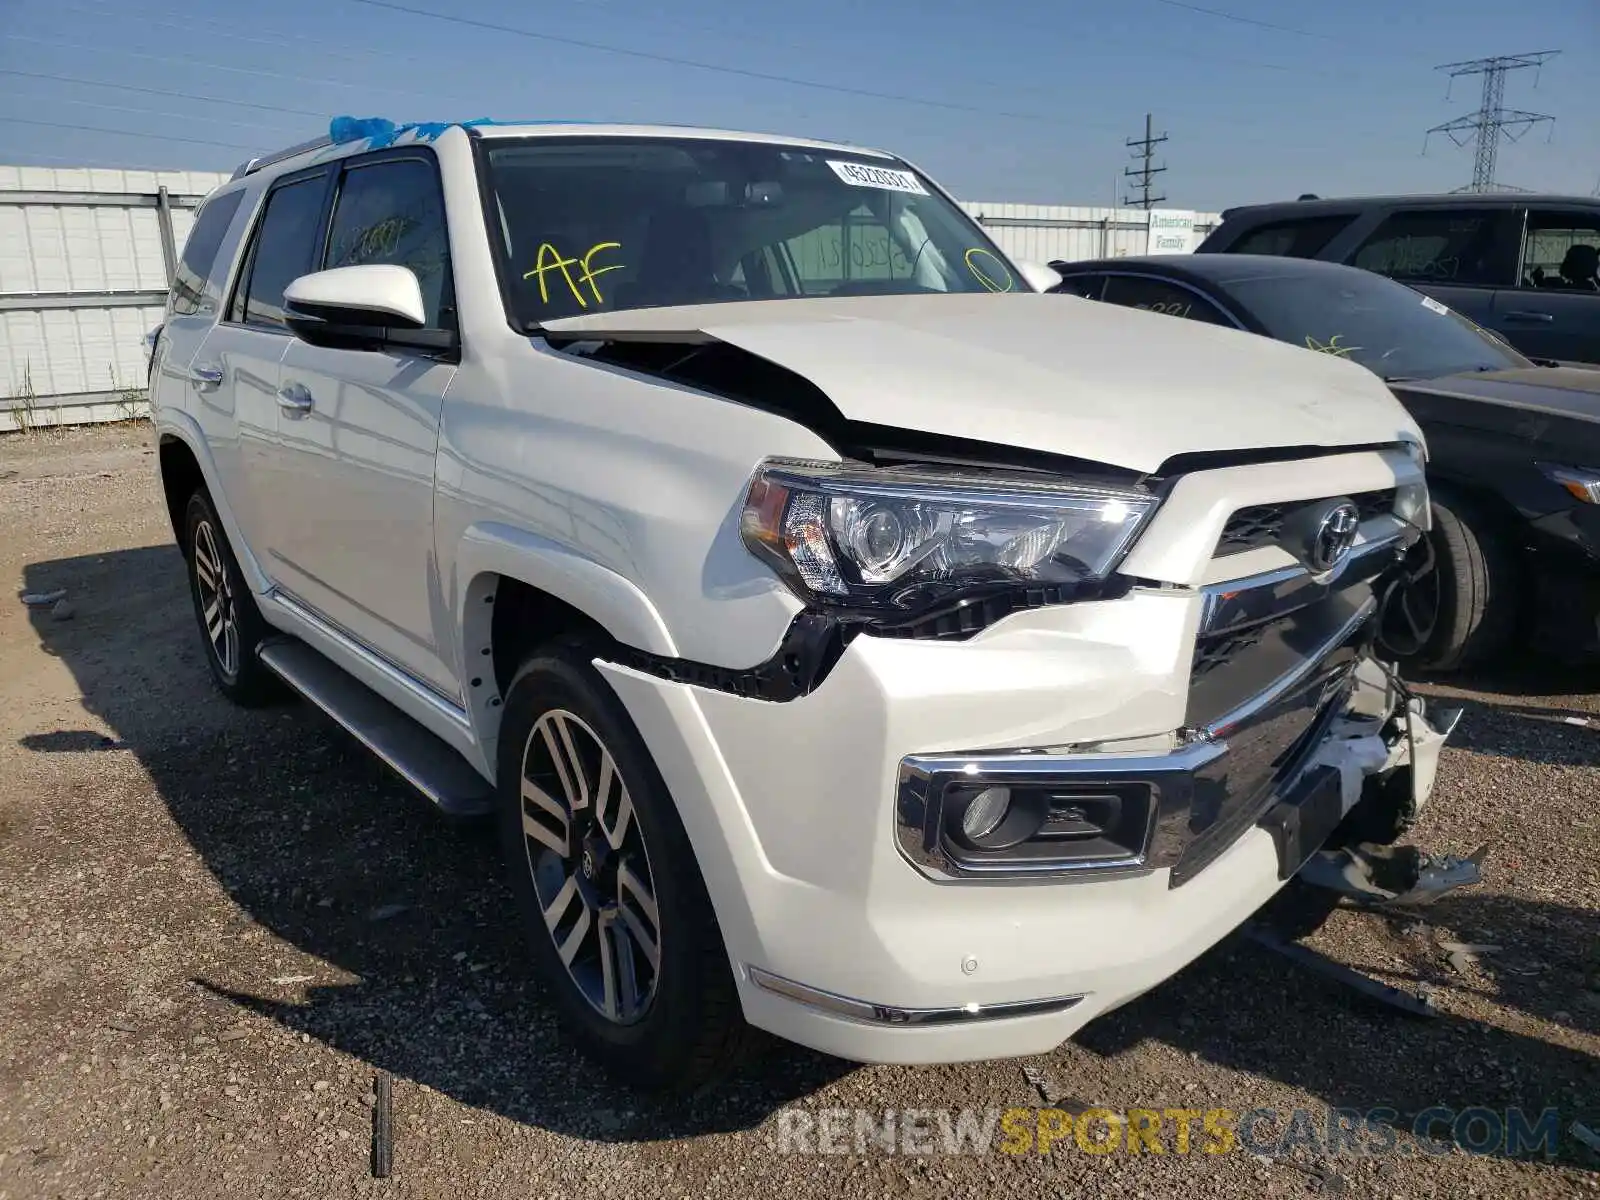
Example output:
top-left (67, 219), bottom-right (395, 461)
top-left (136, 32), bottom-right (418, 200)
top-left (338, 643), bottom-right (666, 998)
top-left (896, 603), bottom-right (1376, 888)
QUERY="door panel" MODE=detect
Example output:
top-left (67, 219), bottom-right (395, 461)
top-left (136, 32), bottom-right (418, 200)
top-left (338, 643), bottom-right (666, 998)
top-left (269, 346), bottom-right (457, 694)
top-left (259, 151), bottom-right (461, 697)
top-left (198, 167), bottom-right (333, 579)
top-left (188, 325), bottom-right (293, 562)
top-left (1344, 206), bottom-right (1520, 333)
top-left (1496, 209), bottom-right (1600, 364)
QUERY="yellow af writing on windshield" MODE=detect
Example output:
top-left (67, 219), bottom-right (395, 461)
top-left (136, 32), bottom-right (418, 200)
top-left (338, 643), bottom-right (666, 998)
top-left (523, 241), bottom-right (625, 308)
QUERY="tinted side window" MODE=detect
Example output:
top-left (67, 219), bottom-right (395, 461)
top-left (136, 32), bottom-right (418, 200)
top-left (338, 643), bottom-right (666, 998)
top-left (170, 191), bottom-right (244, 316)
top-left (232, 175), bottom-right (329, 328)
top-left (1350, 208), bottom-right (1515, 286)
top-left (1101, 275), bottom-right (1231, 324)
top-left (1229, 215), bottom-right (1353, 259)
top-left (325, 158), bottom-right (454, 327)
top-left (1052, 273), bottom-right (1106, 300)
top-left (1519, 211), bottom-right (1600, 292)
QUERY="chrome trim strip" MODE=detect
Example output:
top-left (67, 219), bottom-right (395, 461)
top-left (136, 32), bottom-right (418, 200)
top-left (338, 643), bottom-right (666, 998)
top-left (747, 966), bottom-right (1085, 1026)
top-left (900, 737), bottom-right (1227, 780)
top-left (1202, 596), bottom-right (1376, 740)
top-left (266, 588), bottom-right (471, 731)
top-left (1199, 531), bottom-right (1406, 635)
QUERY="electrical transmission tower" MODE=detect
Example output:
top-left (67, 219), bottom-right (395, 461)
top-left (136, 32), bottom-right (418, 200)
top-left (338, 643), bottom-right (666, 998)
top-left (1123, 113), bottom-right (1168, 210)
top-left (1424, 51), bottom-right (1558, 193)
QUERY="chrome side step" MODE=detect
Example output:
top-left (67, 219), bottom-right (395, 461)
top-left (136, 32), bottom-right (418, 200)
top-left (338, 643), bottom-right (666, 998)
top-left (258, 638), bottom-right (495, 818)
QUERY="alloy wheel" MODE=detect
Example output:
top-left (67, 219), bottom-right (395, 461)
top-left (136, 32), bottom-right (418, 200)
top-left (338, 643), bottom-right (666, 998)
top-left (518, 709), bottom-right (662, 1025)
top-left (192, 518), bottom-right (240, 678)
top-left (1380, 535), bottom-right (1441, 657)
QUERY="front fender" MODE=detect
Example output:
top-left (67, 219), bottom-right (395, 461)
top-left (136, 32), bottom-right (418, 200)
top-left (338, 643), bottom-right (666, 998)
top-left (454, 521), bottom-right (679, 660)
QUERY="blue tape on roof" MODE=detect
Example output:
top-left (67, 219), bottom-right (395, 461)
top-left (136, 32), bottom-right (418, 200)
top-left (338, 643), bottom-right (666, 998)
top-left (327, 116), bottom-right (606, 150)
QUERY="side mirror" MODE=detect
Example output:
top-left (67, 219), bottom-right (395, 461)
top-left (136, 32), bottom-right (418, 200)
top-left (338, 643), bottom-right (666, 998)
top-left (1015, 260), bottom-right (1064, 294)
top-left (283, 265), bottom-right (427, 349)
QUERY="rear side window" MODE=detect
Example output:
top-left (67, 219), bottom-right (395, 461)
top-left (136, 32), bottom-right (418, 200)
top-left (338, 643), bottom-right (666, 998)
top-left (1350, 208), bottom-right (1516, 287)
top-left (1101, 275), bottom-right (1232, 324)
top-left (1227, 215), bottom-right (1352, 259)
top-left (170, 191), bottom-right (244, 316)
top-left (1519, 210), bottom-right (1600, 291)
top-left (1052, 273), bottom-right (1106, 300)
top-left (325, 157), bottom-right (454, 328)
top-left (229, 174), bottom-right (329, 328)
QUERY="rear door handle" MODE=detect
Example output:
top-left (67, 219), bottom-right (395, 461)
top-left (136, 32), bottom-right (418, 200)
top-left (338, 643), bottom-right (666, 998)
top-left (1503, 310), bottom-right (1555, 323)
top-left (189, 364), bottom-right (224, 388)
top-left (276, 382), bottom-right (314, 414)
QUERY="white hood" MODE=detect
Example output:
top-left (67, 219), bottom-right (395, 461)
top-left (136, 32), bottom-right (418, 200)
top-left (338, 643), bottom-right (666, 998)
top-left (542, 292), bottom-right (1419, 474)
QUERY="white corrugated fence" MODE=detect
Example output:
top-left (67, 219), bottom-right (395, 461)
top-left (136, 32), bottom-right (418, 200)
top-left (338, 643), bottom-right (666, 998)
top-left (0, 165), bottom-right (230, 432)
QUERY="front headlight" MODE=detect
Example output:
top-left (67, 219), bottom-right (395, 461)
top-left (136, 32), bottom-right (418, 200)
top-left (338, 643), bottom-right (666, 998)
top-left (1537, 461), bottom-right (1600, 505)
top-left (739, 459), bottom-right (1157, 616)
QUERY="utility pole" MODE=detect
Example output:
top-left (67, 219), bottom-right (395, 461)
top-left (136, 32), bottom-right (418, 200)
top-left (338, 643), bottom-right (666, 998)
top-left (1123, 113), bottom-right (1168, 211)
top-left (1424, 52), bottom-right (1558, 193)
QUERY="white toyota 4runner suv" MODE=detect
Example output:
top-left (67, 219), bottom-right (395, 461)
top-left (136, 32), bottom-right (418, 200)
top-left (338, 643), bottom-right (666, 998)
top-left (149, 118), bottom-right (1456, 1090)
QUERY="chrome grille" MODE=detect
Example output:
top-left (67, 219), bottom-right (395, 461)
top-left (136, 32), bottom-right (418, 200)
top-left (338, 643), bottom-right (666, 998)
top-left (1217, 489), bottom-right (1397, 556)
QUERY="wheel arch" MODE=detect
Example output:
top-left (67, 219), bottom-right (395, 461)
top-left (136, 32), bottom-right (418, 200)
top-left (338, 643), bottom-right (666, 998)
top-left (454, 522), bottom-right (680, 770)
top-left (153, 416), bottom-right (272, 594)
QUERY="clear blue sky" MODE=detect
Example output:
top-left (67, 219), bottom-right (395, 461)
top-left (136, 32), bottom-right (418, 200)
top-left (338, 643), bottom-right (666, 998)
top-left (0, 0), bottom-right (1595, 209)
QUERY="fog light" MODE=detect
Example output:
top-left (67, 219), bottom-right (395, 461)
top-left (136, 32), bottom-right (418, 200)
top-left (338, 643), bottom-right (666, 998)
top-left (961, 786), bottom-right (1012, 842)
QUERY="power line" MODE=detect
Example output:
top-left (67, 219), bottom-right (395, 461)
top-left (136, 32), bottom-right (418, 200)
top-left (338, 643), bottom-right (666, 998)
top-left (1424, 51), bottom-right (1559, 193)
top-left (342, 0), bottom-right (1059, 122)
top-left (3, 117), bottom-right (258, 151)
top-left (0, 69), bottom-right (329, 120)
top-left (1, 34), bottom-right (482, 104)
top-left (1143, 0), bottom-right (1334, 39)
top-left (47, 0), bottom-right (436, 69)
top-left (0, 93), bottom-right (307, 137)
top-left (1123, 113), bottom-right (1168, 210)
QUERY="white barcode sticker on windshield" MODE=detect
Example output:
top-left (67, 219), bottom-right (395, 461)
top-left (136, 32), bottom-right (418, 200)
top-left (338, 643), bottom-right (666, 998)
top-left (1420, 295), bottom-right (1450, 316)
top-left (827, 160), bottom-right (928, 195)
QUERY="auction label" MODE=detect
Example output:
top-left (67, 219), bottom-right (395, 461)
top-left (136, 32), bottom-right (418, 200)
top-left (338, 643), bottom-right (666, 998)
top-left (827, 160), bottom-right (928, 195)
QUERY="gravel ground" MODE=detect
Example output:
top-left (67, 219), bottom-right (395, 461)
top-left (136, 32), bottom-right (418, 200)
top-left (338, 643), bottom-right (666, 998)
top-left (0, 425), bottom-right (1595, 1200)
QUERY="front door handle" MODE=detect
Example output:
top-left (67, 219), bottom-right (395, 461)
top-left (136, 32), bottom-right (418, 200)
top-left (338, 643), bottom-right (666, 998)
top-left (276, 382), bottom-right (314, 414)
top-left (189, 364), bottom-right (224, 388)
top-left (1503, 310), bottom-right (1555, 323)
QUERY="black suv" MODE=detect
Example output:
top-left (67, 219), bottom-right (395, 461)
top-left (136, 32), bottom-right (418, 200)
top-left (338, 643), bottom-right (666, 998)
top-left (1196, 194), bottom-right (1600, 366)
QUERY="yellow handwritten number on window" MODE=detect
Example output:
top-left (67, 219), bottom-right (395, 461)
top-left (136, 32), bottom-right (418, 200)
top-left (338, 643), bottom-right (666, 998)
top-left (523, 241), bottom-right (625, 308)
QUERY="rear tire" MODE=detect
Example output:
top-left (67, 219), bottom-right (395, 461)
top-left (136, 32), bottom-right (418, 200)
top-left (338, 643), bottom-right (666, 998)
top-left (495, 640), bottom-right (753, 1091)
top-left (1383, 486), bottom-right (1519, 672)
top-left (183, 489), bottom-right (282, 706)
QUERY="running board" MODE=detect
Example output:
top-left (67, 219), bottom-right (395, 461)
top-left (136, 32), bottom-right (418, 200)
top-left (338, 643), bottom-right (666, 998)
top-left (257, 638), bottom-right (495, 818)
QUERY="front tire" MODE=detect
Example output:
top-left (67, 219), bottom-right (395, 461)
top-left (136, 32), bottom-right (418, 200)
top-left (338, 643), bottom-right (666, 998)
top-left (495, 641), bottom-right (752, 1091)
top-left (183, 489), bottom-right (282, 706)
top-left (1381, 486), bottom-right (1519, 672)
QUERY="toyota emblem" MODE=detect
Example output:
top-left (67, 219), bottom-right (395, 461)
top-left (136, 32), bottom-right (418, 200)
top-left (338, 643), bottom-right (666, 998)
top-left (1309, 502), bottom-right (1360, 572)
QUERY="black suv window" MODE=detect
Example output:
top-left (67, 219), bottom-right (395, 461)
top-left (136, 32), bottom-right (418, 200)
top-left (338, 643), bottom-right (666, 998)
top-left (170, 190), bottom-right (244, 316)
top-left (1101, 275), bottom-right (1232, 324)
top-left (1520, 210), bottom-right (1600, 292)
top-left (1051, 272), bottom-right (1106, 300)
top-left (1350, 208), bottom-right (1515, 287)
top-left (325, 157), bottom-right (454, 327)
top-left (1228, 215), bottom-right (1352, 259)
top-left (230, 173), bottom-right (329, 328)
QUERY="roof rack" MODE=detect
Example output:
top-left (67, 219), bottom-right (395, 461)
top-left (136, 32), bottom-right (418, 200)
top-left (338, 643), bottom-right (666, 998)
top-left (228, 134), bottom-right (334, 182)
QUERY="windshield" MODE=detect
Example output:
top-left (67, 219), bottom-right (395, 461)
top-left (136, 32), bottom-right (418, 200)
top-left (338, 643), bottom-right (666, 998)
top-left (478, 137), bottom-right (1019, 327)
top-left (1214, 268), bottom-right (1531, 381)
